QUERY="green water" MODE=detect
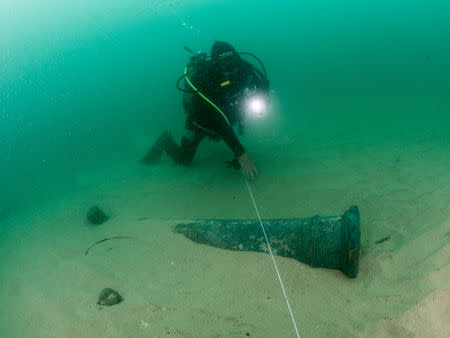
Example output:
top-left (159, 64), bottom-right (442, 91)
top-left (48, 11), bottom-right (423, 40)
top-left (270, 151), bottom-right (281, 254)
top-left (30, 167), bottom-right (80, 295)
top-left (0, 1), bottom-right (449, 336)
top-left (1, 0), bottom-right (449, 216)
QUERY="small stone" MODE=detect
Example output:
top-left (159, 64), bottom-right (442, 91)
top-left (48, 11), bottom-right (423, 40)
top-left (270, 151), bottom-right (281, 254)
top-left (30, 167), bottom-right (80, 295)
top-left (97, 288), bottom-right (123, 306)
top-left (140, 320), bottom-right (150, 328)
top-left (87, 206), bottom-right (109, 225)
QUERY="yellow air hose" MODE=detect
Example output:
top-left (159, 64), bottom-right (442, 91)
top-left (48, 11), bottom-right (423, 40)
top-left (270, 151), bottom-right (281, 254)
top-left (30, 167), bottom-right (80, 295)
top-left (184, 67), bottom-right (231, 126)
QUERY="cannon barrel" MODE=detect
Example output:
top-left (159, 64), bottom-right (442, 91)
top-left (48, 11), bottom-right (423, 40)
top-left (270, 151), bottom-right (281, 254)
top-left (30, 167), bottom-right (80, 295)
top-left (173, 206), bottom-right (360, 278)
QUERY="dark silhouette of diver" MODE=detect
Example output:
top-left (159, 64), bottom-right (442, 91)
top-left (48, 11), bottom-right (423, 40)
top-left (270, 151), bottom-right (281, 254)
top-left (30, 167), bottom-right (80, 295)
top-left (141, 41), bottom-right (270, 180)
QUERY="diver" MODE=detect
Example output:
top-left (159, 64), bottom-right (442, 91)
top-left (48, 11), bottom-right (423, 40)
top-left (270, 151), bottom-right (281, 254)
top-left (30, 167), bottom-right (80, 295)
top-left (140, 41), bottom-right (270, 180)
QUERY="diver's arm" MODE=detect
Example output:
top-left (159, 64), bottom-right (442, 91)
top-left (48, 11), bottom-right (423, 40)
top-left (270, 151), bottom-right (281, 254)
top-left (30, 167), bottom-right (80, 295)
top-left (216, 114), bottom-right (245, 158)
top-left (238, 152), bottom-right (258, 180)
top-left (216, 116), bottom-right (258, 180)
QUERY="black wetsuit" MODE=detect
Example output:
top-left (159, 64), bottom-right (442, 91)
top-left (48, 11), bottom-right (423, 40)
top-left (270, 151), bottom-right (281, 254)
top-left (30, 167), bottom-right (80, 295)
top-left (142, 58), bottom-right (268, 166)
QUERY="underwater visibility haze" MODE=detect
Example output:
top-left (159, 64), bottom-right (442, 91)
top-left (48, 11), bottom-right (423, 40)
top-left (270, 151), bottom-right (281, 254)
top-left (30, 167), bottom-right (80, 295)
top-left (0, 1), bottom-right (449, 337)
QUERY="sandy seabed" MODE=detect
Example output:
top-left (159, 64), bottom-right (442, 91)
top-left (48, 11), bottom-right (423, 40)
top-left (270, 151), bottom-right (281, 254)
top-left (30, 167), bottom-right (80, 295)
top-left (0, 137), bottom-right (449, 337)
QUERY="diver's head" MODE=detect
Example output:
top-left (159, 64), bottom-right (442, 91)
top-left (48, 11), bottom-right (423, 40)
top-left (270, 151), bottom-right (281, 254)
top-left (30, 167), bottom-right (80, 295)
top-left (211, 41), bottom-right (242, 74)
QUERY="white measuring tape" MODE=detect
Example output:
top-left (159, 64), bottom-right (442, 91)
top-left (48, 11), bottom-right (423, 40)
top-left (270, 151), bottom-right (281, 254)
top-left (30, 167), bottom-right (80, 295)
top-left (243, 176), bottom-right (301, 338)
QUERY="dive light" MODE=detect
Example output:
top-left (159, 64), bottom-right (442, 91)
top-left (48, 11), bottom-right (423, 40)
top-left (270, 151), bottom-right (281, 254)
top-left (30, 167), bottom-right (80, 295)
top-left (244, 88), bottom-right (269, 119)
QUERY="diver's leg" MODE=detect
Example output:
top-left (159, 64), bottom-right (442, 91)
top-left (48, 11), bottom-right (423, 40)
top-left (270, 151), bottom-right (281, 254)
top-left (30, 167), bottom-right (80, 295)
top-left (140, 130), bottom-right (175, 164)
top-left (172, 129), bottom-right (204, 166)
top-left (140, 129), bottom-right (203, 166)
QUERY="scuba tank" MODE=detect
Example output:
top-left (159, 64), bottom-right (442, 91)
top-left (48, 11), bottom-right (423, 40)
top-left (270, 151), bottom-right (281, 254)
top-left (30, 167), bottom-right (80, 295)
top-left (176, 45), bottom-right (269, 93)
top-left (176, 45), bottom-right (270, 127)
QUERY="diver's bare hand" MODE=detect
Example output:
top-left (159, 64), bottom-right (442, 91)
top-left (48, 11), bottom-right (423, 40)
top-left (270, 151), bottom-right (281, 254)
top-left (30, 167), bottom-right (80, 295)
top-left (239, 153), bottom-right (258, 180)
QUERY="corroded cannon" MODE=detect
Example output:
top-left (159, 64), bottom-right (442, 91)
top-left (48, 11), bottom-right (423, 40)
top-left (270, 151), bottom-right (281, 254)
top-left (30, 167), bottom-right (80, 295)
top-left (174, 206), bottom-right (360, 278)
